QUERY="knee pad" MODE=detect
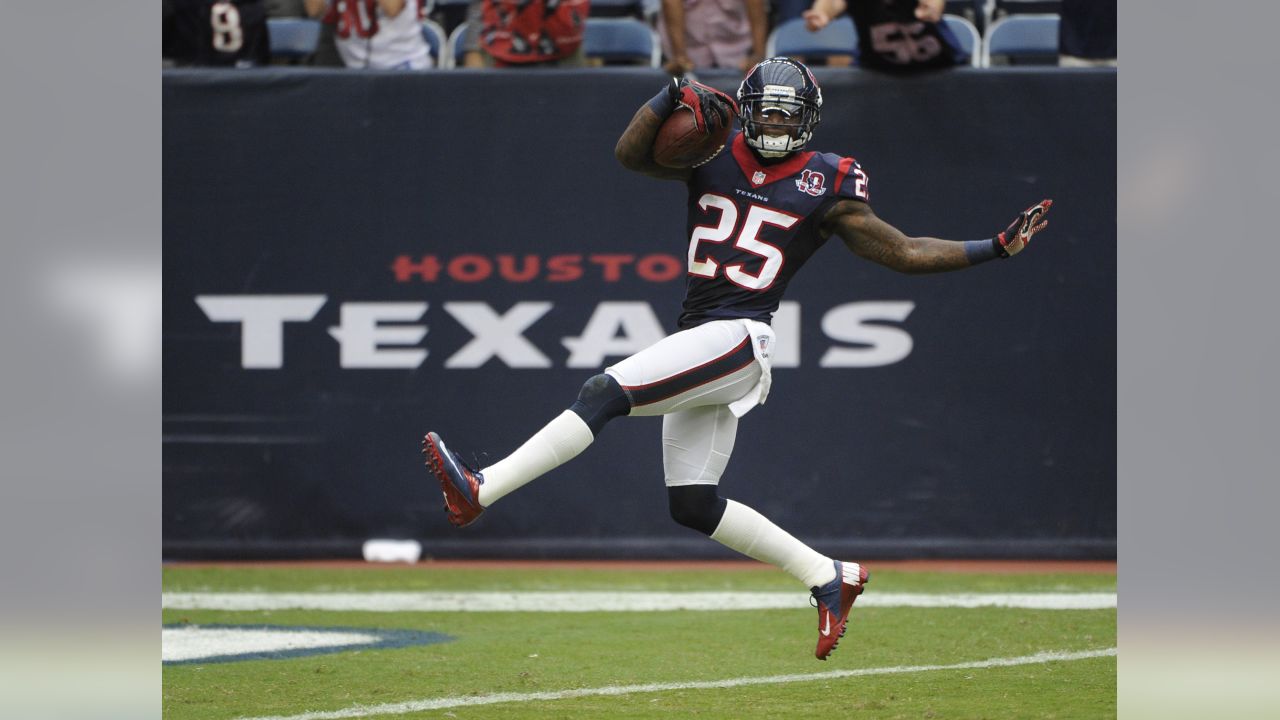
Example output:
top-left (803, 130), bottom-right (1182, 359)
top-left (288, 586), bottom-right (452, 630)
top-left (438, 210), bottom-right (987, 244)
top-left (568, 373), bottom-right (631, 436)
top-left (667, 484), bottom-right (727, 536)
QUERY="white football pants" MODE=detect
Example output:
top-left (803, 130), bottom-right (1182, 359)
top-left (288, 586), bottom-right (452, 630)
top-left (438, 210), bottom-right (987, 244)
top-left (605, 319), bottom-right (771, 487)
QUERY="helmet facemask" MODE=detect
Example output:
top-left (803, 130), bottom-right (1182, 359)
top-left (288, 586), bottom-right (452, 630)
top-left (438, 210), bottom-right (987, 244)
top-left (740, 89), bottom-right (821, 157)
top-left (737, 57), bottom-right (824, 158)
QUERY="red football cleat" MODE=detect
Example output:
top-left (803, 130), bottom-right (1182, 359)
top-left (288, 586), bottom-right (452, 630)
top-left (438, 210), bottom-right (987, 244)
top-left (811, 560), bottom-right (870, 660)
top-left (422, 431), bottom-right (485, 528)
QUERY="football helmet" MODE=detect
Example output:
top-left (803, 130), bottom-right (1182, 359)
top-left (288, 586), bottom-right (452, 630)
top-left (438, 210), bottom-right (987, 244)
top-left (737, 57), bottom-right (823, 157)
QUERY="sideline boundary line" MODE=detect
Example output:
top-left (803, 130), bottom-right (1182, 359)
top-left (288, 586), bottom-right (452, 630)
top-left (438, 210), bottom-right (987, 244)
top-left (166, 559), bottom-right (1118, 573)
top-left (236, 647), bottom-right (1117, 720)
top-left (164, 590), bottom-right (1117, 612)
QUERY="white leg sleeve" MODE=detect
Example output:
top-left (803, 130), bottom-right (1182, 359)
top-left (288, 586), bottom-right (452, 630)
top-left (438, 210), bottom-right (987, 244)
top-left (477, 410), bottom-right (594, 507)
top-left (711, 499), bottom-right (837, 589)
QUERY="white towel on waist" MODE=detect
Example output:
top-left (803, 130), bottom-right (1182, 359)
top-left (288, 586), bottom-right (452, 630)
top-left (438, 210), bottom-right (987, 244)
top-left (727, 319), bottom-right (775, 418)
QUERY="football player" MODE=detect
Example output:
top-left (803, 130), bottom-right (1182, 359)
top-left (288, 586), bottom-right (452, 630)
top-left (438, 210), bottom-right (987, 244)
top-left (423, 57), bottom-right (1051, 660)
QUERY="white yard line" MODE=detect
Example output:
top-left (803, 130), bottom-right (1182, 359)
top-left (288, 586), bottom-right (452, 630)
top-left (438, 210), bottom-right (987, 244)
top-left (236, 647), bottom-right (1117, 720)
top-left (164, 590), bottom-right (1116, 612)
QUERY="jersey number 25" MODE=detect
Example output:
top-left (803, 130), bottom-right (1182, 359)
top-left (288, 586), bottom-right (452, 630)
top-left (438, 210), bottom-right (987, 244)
top-left (688, 194), bottom-right (798, 291)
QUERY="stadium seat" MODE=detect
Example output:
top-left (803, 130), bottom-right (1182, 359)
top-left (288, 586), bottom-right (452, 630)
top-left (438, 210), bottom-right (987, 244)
top-left (267, 18), bottom-right (322, 63)
top-left (431, 0), bottom-right (472, 45)
top-left (444, 17), bottom-right (658, 68)
top-left (420, 19), bottom-right (447, 67)
top-left (583, 18), bottom-right (660, 67)
top-left (984, 0), bottom-right (1060, 39)
top-left (941, 14), bottom-right (981, 67)
top-left (766, 16), bottom-right (857, 60)
top-left (444, 20), bottom-right (469, 69)
top-left (982, 14), bottom-right (1060, 66)
top-left (945, 0), bottom-right (987, 34)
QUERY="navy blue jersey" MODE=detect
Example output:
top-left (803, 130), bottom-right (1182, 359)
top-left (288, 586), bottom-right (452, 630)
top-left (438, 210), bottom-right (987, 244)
top-left (678, 130), bottom-right (870, 329)
top-left (164, 0), bottom-right (271, 68)
top-left (848, 0), bottom-right (958, 73)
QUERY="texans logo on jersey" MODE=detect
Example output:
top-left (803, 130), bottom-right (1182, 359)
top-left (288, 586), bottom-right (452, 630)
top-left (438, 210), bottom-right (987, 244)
top-left (795, 169), bottom-right (826, 197)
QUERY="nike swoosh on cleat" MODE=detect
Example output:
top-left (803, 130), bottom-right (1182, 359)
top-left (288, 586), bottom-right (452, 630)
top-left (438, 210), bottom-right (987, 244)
top-left (820, 612), bottom-right (832, 637)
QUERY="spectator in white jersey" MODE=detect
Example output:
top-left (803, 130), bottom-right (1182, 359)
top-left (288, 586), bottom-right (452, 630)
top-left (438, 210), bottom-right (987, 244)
top-left (304, 0), bottom-right (433, 69)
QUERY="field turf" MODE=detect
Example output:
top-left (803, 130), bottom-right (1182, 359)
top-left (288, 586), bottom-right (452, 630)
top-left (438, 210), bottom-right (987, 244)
top-left (162, 564), bottom-right (1116, 719)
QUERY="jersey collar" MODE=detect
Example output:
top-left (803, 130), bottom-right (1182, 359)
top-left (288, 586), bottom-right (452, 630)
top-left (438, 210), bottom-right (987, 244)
top-left (731, 133), bottom-right (815, 188)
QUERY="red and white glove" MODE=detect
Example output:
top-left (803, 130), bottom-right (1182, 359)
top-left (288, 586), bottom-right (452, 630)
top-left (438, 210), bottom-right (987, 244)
top-left (996, 199), bottom-right (1053, 257)
top-left (665, 78), bottom-right (738, 135)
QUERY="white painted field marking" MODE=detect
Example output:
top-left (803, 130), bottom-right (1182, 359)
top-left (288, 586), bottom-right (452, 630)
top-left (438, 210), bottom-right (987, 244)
top-left (163, 627), bottom-right (380, 662)
top-left (164, 590), bottom-right (1116, 613)
top-left (236, 647), bottom-right (1117, 720)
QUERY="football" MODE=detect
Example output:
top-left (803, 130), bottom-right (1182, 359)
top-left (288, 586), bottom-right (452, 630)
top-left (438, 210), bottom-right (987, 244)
top-left (653, 107), bottom-right (732, 169)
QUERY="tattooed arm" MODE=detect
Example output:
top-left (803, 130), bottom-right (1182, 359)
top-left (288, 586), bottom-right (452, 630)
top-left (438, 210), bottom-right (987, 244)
top-left (614, 104), bottom-right (693, 182)
top-left (822, 199), bottom-right (984, 274)
top-left (823, 198), bottom-right (1054, 273)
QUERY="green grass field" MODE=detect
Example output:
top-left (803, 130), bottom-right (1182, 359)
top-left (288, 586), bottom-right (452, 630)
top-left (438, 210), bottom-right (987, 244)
top-left (162, 565), bottom-right (1116, 719)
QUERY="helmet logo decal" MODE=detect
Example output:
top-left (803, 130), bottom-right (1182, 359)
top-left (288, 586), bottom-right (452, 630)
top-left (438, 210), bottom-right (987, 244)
top-left (795, 169), bottom-right (826, 196)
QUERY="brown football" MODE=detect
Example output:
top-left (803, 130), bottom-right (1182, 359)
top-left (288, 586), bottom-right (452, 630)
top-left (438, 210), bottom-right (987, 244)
top-left (653, 107), bottom-right (732, 169)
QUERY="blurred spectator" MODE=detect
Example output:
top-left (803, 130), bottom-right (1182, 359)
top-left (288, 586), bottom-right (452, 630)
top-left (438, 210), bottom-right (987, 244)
top-left (658, 0), bottom-right (767, 73)
top-left (304, 0), bottom-right (433, 69)
top-left (804, 0), bottom-right (957, 73)
top-left (1059, 0), bottom-right (1116, 67)
top-left (163, 0), bottom-right (272, 67)
top-left (462, 0), bottom-right (590, 68)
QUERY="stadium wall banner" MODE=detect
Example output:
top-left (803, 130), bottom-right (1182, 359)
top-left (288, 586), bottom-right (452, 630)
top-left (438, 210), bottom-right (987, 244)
top-left (163, 68), bottom-right (1116, 559)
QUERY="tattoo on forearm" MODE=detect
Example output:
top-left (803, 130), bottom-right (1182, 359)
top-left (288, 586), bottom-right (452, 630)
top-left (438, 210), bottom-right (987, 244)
top-left (615, 108), bottom-right (661, 165)
top-left (829, 202), bottom-right (975, 274)
top-left (897, 238), bottom-right (974, 273)
top-left (853, 233), bottom-right (973, 274)
top-left (615, 106), bottom-right (690, 181)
